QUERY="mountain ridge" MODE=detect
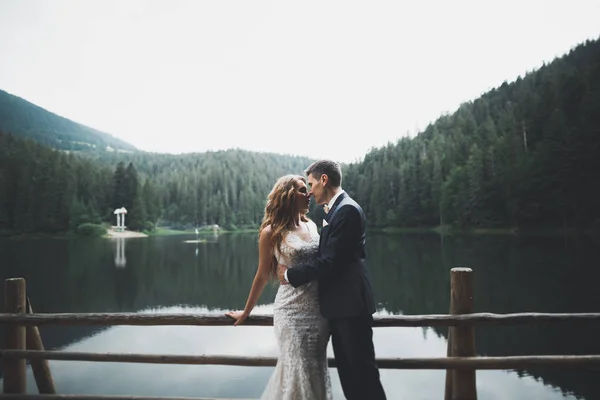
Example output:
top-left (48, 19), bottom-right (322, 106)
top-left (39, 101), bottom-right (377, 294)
top-left (0, 88), bottom-right (137, 152)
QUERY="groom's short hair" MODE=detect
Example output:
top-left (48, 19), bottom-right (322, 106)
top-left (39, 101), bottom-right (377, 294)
top-left (305, 159), bottom-right (342, 188)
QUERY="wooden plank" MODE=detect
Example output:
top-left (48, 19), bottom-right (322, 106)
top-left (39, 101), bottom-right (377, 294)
top-left (4, 278), bottom-right (27, 394)
top-left (2, 350), bottom-right (600, 369)
top-left (0, 395), bottom-right (255, 400)
top-left (26, 297), bottom-right (57, 394)
top-left (444, 307), bottom-right (454, 399)
top-left (1, 312), bottom-right (599, 327)
top-left (448, 267), bottom-right (477, 399)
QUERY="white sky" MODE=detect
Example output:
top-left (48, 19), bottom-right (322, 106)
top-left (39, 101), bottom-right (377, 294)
top-left (1, 0), bottom-right (599, 163)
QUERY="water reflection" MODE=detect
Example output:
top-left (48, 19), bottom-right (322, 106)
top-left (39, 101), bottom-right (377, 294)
top-left (0, 233), bottom-right (599, 398)
top-left (113, 238), bottom-right (126, 268)
top-left (182, 232), bottom-right (220, 257)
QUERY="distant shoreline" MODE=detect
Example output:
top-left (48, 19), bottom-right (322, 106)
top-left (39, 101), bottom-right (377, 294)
top-left (373, 225), bottom-right (588, 237)
top-left (0, 225), bottom-right (592, 239)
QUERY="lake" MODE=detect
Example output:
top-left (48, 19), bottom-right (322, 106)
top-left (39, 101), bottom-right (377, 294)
top-left (1, 232), bottom-right (599, 399)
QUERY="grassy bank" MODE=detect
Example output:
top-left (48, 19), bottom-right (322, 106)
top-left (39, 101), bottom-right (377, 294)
top-left (146, 227), bottom-right (259, 236)
top-left (145, 228), bottom-right (196, 236)
top-left (0, 231), bottom-right (77, 239)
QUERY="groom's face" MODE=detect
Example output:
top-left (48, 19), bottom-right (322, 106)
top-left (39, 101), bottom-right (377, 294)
top-left (307, 173), bottom-right (326, 205)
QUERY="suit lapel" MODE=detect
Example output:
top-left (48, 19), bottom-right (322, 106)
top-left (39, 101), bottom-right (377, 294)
top-left (325, 192), bottom-right (347, 223)
top-left (319, 192), bottom-right (347, 251)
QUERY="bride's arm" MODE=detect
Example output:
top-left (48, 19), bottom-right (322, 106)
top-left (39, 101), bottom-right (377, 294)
top-left (225, 226), bottom-right (274, 326)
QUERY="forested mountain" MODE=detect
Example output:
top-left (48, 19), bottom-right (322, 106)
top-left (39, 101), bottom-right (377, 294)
top-left (1, 37), bottom-right (599, 234)
top-left (0, 132), bottom-right (316, 234)
top-left (0, 89), bottom-right (136, 152)
top-left (344, 37), bottom-right (600, 230)
top-left (89, 149), bottom-right (317, 230)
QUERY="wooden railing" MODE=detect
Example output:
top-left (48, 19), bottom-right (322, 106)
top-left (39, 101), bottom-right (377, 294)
top-left (2, 269), bottom-right (600, 400)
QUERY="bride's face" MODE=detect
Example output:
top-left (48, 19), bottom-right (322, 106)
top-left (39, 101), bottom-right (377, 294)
top-left (293, 180), bottom-right (311, 213)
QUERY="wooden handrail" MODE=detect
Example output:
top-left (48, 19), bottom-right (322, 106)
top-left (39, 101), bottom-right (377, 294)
top-left (0, 395), bottom-right (251, 400)
top-left (4, 272), bottom-right (600, 399)
top-left (1, 349), bottom-right (600, 370)
top-left (1, 312), bottom-right (599, 327)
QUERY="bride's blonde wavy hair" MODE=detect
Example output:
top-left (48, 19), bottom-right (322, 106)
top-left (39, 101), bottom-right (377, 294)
top-left (259, 174), bottom-right (309, 277)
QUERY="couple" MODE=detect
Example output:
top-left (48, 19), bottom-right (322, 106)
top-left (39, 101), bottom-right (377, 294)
top-left (226, 160), bottom-right (386, 400)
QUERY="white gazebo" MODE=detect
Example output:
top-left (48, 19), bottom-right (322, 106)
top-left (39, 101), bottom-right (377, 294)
top-left (113, 207), bottom-right (128, 232)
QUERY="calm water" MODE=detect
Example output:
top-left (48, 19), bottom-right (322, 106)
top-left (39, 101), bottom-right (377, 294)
top-left (1, 232), bottom-right (599, 399)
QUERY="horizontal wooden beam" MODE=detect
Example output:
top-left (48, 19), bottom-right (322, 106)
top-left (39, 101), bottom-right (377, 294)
top-left (0, 312), bottom-right (599, 327)
top-left (2, 350), bottom-right (600, 370)
top-left (0, 395), bottom-right (253, 400)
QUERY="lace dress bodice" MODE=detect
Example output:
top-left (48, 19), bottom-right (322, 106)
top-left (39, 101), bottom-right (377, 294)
top-left (273, 221), bottom-right (321, 310)
top-left (275, 221), bottom-right (320, 266)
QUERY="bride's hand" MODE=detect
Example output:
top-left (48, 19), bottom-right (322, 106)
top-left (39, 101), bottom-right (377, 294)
top-left (225, 310), bottom-right (249, 326)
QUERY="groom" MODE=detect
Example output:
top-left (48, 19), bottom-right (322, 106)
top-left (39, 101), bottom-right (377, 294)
top-left (277, 159), bottom-right (387, 400)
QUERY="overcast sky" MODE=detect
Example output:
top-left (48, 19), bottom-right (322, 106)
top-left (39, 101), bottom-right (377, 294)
top-left (1, 0), bottom-right (599, 162)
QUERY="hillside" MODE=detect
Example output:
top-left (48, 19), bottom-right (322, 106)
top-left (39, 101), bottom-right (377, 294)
top-left (344, 37), bottom-right (600, 231)
top-left (0, 89), bottom-right (136, 152)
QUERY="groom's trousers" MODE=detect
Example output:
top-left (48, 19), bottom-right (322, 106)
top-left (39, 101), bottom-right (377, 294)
top-left (330, 315), bottom-right (387, 400)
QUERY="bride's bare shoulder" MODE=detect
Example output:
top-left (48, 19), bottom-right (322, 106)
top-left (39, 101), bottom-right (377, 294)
top-left (259, 225), bottom-right (274, 241)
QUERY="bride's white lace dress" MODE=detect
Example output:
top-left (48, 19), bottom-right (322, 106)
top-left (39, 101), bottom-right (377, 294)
top-left (260, 220), bottom-right (333, 400)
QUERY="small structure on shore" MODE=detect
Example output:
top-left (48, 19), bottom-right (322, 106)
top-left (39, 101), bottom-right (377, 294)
top-left (113, 207), bottom-right (128, 232)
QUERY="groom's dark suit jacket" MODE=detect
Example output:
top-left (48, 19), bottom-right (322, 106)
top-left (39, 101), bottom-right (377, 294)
top-left (287, 192), bottom-right (376, 319)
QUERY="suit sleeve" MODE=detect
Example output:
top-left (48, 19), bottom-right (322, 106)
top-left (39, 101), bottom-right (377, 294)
top-left (287, 205), bottom-right (360, 288)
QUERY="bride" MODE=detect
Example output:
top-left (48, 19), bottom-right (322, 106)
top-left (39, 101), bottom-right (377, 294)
top-left (226, 174), bottom-right (332, 400)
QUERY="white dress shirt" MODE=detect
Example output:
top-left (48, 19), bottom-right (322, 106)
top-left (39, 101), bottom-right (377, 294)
top-left (325, 190), bottom-right (345, 215)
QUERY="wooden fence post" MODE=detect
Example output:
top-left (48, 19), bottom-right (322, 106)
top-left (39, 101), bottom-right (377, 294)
top-left (445, 267), bottom-right (477, 400)
top-left (26, 297), bottom-right (57, 394)
top-left (444, 318), bottom-right (454, 399)
top-left (3, 278), bottom-right (27, 394)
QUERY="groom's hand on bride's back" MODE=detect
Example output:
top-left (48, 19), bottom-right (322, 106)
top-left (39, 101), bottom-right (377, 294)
top-left (277, 264), bottom-right (289, 285)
